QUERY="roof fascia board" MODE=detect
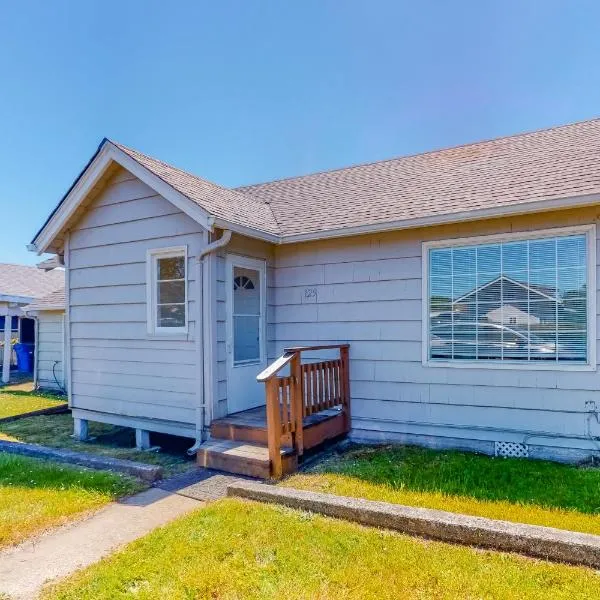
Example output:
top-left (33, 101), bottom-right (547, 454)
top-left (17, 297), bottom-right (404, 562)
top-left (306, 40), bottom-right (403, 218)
top-left (33, 143), bottom-right (114, 253)
top-left (25, 304), bottom-right (64, 312)
top-left (211, 217), bottom-right (281, 244)
top-left (32, 143), bottom-right (213, 254)
top-left (0, 294), bottom-right (34, 304)
top-left (279, 192), bottom-right (600, 244)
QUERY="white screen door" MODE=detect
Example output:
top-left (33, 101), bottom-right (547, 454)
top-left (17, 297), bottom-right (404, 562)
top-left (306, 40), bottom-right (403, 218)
top-left (226, 254), bottom-right (267, 413)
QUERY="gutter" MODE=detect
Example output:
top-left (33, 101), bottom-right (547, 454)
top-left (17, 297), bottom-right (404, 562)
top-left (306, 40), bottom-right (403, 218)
top-left (187, 229), bottom-right (232, 455)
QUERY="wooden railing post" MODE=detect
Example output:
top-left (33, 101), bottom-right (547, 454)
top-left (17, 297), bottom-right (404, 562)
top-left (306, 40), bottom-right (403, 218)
top-left (265, 376), bottom-right (282, 479)
top-left (340, 345), bottom-right (351, 433)
top-left (290, 352), bottom-right (304, 456)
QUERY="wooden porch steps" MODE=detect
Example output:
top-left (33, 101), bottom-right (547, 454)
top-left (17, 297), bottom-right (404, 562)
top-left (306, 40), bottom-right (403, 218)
top-left (197, 439), bottom-right (297, 479)
top-left (197, 344), bottom-right (351, 479)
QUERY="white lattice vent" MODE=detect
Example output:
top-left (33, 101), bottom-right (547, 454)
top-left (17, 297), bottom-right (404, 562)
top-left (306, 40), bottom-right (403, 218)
top-left (495, 441), bottom-right (529, 458)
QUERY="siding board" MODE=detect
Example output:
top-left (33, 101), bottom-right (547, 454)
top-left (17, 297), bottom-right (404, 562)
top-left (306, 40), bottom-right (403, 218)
top-left (273, 208), bottom-right (600, 452)
top-left (68, 170), bottom-right (205, 429)
top-left (36, 312), bottom-right (65, 392)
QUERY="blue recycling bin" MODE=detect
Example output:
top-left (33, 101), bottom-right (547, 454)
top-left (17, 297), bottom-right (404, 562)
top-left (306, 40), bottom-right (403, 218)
top-left (13, 343), bottom-right (34, 373)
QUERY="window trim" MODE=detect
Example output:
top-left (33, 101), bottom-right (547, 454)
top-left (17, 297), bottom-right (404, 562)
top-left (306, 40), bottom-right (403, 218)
top-left (146, 245), bottom-right (188, 336)
top-left (421, 224), bottom-right (597, 371)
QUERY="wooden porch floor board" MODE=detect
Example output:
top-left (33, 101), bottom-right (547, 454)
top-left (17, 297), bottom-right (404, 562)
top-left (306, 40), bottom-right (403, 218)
top-left (213, 405), bottom-right (342, 430)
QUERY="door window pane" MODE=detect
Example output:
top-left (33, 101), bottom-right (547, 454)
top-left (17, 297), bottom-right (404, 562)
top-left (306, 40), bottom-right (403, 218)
top-left (233, 315), bottom-right (260, 362)
top-left (232, 266), bottom-right (261, 364)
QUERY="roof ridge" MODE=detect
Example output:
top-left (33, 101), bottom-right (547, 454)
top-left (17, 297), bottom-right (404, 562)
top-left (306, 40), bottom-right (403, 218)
top-left (236, 116), bottom-right (600, 191)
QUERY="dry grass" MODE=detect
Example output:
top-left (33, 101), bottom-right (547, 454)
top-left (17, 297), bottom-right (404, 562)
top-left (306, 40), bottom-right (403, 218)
top-left (283, 445), bottom-right (600, 535)
top-left (42, 498), bottom-right (600, 600)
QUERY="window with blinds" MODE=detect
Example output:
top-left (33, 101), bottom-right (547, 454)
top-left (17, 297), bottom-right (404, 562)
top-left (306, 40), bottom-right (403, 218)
top-left (427, 231), bottom-right (590, 365)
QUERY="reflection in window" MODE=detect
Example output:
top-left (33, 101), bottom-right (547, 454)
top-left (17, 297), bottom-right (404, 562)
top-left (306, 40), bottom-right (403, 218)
top-left (233, 267), bottom-right (261, 364)
top-left (156, 254), bottom-right (186, 328)
top-left (429, 233), bottom-right (588, 364)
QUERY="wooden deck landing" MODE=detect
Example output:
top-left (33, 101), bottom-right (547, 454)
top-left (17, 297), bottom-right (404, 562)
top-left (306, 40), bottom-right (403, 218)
top-left (213, 405), bottom-right (342, 430)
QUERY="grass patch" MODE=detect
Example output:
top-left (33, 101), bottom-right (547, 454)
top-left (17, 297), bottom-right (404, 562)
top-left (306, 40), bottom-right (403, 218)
top-left (0, 387), bottom-right (66, 420)
top-left (0, 454), bottom-right (142, 548)
top-left (282, 445), bottom-right (600, 536)
top-left (0, 414), bottom-right (195, 477)
top-left (42, 497), bottom-right (599, 599)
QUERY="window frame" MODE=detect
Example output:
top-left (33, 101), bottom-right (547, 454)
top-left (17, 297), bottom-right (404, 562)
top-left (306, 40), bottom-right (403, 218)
top-left (421, 224), bottom-right (597, 371)
top-left (146, 245), bottom-right (188, 336)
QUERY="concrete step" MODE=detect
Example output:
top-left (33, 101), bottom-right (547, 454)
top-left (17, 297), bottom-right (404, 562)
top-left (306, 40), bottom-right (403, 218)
top-left (197, 439), bottom-right (297, 479)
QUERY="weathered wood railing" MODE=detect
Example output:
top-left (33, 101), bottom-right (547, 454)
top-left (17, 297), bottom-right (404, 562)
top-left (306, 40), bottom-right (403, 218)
top-left (257, 344), bottom-right (350, 478)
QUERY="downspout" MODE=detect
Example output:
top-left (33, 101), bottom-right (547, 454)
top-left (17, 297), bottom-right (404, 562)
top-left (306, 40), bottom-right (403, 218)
top-left (187, 229), bottom-right (232, 455)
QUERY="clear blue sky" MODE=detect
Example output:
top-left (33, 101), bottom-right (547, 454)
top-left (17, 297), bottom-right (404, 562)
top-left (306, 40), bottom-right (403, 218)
top-left (2, 1), bottom-right (600, 264)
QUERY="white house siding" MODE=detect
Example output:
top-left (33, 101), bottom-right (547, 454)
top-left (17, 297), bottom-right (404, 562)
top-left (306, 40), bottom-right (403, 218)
top-left (67, 167), bottom-right (205, 437)
top-left (214, 233), bottom-right (275, 418)
top-left (36, 311), bottom-right (65, 392)
top-left (272, 207), bottom-right (600, 462)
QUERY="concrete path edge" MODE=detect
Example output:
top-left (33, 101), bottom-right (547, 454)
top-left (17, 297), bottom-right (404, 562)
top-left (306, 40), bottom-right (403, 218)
top-left (0, 439), bottom-right (162, 481)
top-left (227, 481), bottom-right (600, 569)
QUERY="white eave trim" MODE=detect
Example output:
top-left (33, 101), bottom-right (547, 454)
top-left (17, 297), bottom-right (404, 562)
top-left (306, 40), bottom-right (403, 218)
top-left (278, 191), bottom-right (600, 244)
top-left (210, 217), bottom-right (280, 244)
top-left (0, 294), bottom-right (35, 305)
top-left (31, 142), bottom-right (213, 254)
top-left (24, 305), bottom-right (65, 313)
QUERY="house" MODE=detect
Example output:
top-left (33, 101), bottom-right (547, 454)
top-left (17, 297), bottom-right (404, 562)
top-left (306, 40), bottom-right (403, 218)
top-left (24, 288), bottom-right (66, 392)
top-left (0, 264), bottom-right (64, 384)
top-left (28, 119), bottom-right (600, 477)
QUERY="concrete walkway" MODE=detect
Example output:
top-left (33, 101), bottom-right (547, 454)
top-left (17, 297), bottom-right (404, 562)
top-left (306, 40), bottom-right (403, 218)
top-left (0, 484), bottom-right (202, 599)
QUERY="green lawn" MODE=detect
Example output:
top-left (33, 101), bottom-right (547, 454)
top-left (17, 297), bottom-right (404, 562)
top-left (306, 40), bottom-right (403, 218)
top-left (0, 414), bottom-right (196, 477)
top-left (0, 454), bottom-right (141, 548)
top-left (282, 445), bottom-right (600, 536)
top-left (0, 386), bottom-right (66, 420)
top-left (42, 498), bottom-right (599, 600)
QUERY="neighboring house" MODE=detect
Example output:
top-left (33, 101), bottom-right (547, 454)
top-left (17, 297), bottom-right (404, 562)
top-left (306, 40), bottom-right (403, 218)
top-left (24, 288), bottom-right (66, 392)
top-left (28, 119), bottom-right (600, 476)
top-left (0, 264), bottom-right (64, 384)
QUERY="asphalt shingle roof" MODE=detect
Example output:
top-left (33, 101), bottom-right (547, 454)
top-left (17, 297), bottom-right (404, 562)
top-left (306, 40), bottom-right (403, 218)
top-left (236, 119), bottom-right (600, 237)
top-left (23, 287), bottom-right (65, 311)
top-left (0, 264), bottom-right (64, 300)
top-left (37, 118), bottom-right (600, 248)
top-left (113, 143), bottom-right (280, 236)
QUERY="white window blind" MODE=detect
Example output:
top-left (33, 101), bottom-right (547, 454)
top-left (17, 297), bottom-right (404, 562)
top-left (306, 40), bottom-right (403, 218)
top-left (428, 233), bottom-right (588, 364)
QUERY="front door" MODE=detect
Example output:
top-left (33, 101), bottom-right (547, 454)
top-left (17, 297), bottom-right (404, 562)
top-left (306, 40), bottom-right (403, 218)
top-left (226, 254), bottom-right (267, 414)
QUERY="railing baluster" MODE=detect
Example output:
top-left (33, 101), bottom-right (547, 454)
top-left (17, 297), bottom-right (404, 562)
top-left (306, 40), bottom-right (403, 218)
top-left (323, 361), bottom-right (328, 410)
top-left (340, 346), bottom-right (351, 433)
top-left (265, 376), bottom-right (282, 479)
top-left (291, 353), bottom-right (303, 455)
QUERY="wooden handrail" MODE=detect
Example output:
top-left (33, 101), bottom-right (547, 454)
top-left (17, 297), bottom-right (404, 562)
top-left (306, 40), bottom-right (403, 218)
top-left (259, 343), bottom-right (351, 479)
top-left (256, 351), bottom-right (295, 382)
top-left (283, 344), bottom-right (350, 353)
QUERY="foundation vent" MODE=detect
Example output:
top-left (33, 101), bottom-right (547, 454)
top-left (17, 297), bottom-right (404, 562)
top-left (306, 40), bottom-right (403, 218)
top-left (494, 441), bottom-right (529, 458)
